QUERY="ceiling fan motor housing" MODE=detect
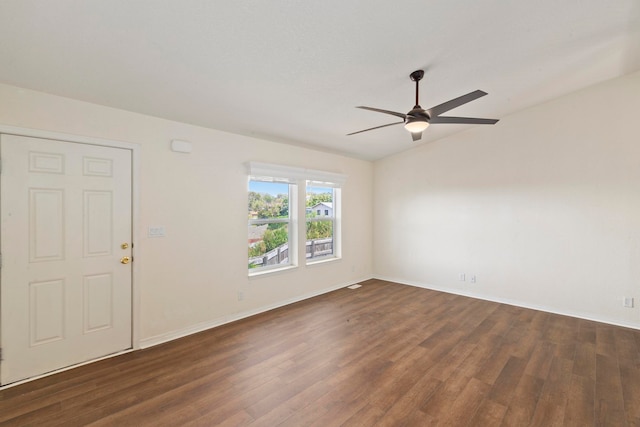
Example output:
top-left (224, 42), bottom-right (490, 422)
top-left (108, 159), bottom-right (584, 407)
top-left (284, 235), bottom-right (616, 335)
top-left (405, 107), bottom-right (430, 124)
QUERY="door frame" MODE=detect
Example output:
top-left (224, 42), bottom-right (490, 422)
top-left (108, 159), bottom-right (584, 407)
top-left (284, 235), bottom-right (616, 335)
top-left (0, 124), bottom-right (141, 387)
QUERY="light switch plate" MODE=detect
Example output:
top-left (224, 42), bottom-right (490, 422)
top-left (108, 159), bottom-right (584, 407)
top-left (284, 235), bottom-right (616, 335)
top-left (148, 226), bottom-right (166, 238)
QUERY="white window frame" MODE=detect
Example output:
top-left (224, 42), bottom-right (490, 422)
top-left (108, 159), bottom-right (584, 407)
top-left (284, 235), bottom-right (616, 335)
top-left (247, 162), bottom-right (299, 276)
top-left (305, 181), bottom-right (342, 264)
top-left (246, 162), bottom-right (346, 274)
top-left (247, 177), bottom-right (297, 274)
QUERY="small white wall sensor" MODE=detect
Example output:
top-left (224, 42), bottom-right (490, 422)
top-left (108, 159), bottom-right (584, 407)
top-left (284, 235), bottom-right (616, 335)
top-left (170, 139), bottom-right (192, 153)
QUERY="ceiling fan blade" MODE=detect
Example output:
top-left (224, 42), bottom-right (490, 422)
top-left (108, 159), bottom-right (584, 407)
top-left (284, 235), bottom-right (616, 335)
top-left (427, 90), bottom-right (488, 118)
top-left (429, 116), bottom-right (499, 125)
top-left (356, 106), bottom-right (407, 119)
top-left (411, 132), bottom-right (422, 142)
top-left (347, 121), bottom-right (404, 136)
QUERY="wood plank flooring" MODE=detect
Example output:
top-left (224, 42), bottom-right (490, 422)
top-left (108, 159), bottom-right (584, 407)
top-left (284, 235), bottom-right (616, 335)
top-left (2, 279), bottom-right (640, 426)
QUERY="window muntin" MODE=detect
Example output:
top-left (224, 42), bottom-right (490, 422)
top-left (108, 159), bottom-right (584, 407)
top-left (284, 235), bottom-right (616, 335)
top-left (248, 180), bottom-right (293, 271)
top-left (306, 184), bottom-right (336, 261)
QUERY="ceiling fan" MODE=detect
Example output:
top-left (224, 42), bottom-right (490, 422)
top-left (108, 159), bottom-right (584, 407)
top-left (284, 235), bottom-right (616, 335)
top-left (348, 70), bottom-right (499, 141)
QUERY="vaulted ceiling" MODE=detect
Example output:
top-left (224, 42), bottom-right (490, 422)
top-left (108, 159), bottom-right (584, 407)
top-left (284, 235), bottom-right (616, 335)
top-left (0, 1), bottom-right (638, 160)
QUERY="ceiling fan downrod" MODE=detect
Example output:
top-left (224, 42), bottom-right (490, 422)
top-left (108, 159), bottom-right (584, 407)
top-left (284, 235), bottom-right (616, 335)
top-left (409, 69), bottom-right (424, 108)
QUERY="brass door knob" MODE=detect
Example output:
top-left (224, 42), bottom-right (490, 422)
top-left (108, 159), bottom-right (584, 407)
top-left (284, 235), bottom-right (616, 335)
top-left (120, 256), bottom-right (131, 264)
top-left (121, 243), bottom-right (129, 249)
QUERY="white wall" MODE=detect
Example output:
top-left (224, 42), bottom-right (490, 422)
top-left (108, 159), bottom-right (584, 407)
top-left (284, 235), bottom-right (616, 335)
top-left (0, 84), bottom-right (373, 345)
top-left (374, 71), bottom-right (640, 328)
top-left (3, 67), bottom-right (638, 349)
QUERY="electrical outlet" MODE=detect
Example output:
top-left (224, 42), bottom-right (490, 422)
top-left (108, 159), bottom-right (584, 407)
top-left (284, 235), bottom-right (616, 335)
top-left (623, 297), bottom-right (634, 308)
top-left (459, 273), bottom-right (466, 281)
top-left (237, 291), bottom-right (245, 301)
top-left (470, 275), bottom-right (477, 283)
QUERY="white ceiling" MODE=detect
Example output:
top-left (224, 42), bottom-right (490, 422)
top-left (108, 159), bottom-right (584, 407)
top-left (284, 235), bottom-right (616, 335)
top-left (0, 1), bottom-right (638, 160)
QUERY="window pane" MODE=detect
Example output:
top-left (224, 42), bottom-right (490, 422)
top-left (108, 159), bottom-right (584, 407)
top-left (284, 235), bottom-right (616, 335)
top-left (248, 181), bottom-right (289, 220)
top-left (248, 222), bottom-right (289, 269)
top-left (306, 185), bottom-right (333, 218)
top-left (306, 220), bottom-right (333, 259)
top-left (248, 179), bottom-right (292, 271)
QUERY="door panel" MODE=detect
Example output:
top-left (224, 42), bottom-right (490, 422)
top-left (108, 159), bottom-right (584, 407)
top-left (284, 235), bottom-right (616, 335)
top-left (84, 190), bottom-right (113, 257)
top-left (29, 279), bottom-right (65, 346)
top-left (84, 273), bottom-right (114, 333)
top-left (1, 134), bottom-right (133, 385)
top-left (29, 188), bottom-right (66, 262)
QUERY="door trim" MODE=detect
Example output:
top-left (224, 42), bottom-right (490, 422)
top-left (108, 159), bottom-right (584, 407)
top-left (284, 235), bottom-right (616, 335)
top-left (0, 125), bottom-right (141, 382)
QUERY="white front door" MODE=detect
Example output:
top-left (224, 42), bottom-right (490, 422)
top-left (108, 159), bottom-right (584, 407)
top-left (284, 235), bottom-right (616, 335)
top-left (0, 134), bottom-right (133, 385)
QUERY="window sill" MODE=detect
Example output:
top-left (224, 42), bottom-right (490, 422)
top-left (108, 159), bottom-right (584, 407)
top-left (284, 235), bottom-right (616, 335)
top-left (306, 256), bottom-right (341, 267)
top-left (248, 264), bottom-right (297, 278)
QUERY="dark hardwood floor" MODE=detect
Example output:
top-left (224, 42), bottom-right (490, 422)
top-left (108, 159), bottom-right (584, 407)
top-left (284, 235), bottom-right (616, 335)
top-left (1, 279), bottom-right (640, 426)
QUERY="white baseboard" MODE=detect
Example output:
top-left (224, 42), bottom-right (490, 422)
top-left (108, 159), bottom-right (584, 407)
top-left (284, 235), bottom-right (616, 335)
top-left (374, 275), bottom-right (640, 331)
top-left (139, 276), bottom-right (373, 349)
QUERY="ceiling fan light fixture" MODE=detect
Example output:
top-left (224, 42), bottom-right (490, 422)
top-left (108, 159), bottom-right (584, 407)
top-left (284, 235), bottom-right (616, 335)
top-left (404, 119), bottom-right (429, 133)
